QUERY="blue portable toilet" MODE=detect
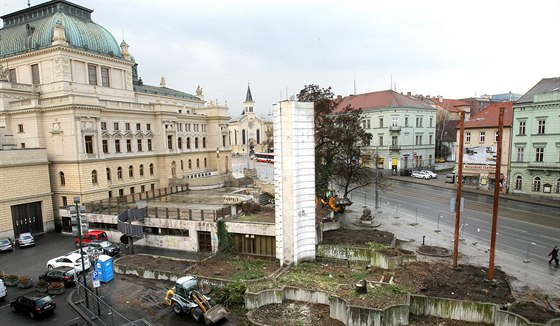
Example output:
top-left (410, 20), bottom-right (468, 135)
top-left (94, 254), bottom-right (114, 282)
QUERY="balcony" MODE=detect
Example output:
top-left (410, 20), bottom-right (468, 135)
top-left (389, 145), bottom-right (401, 151)
top-left (389, 125), bottom-right (401, 131)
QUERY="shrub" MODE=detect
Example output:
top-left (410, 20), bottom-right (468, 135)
top-left (36, 280), bottom-right (49, 287)
top-left (6, 274), bottom-right (18, 281)
top-left (241, 201), bottom-right (261, 215)
top-left (48, 282), bottom-right (64, 289)
top-left (18, 276), bottom-right (31, 283)
top-left (212, 279), bottom-right (246, 309)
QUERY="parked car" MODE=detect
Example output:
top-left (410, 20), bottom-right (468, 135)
top-left (0, 279), bottom-right (6, 300)
top-left (46, 253), bottom-right (91, 273)
top-left (74, 230), bottom-right (108, 247)
top-left (0, 238), bottom-right (13, 252)
top-left (400, 169), bottom-right (412, 176)
top-left (88, 240), bottom-right (120, 257)
top-left (445, 174), bottom-right (456, 183)
top-left (422, 170), bottom-right (438, 179)
top-left (17, 232), bottom-right (35, 248)
top-left (39, 266), bottom-right (76, 288)
top-left (10, 292), bottom-right (56, 319)
top-left (412, 171), bottom-right (430, 179)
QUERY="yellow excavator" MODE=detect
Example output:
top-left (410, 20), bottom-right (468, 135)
top-left (317, 189), bottom-right (352, 213)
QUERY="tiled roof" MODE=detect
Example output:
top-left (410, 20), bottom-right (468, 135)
top-left (134, 84), bottom-right (201, 101)
top-left (335, 90), bottom-right (434, 112)
top-left (463, 102), bottom-right (514, 129)
top-left (516, 77), bottom-right (560, 104)
top-left (430, 98), bottom-right (470, 113)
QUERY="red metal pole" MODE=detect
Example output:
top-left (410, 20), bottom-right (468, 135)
top-left (488, 107), bottom-right (505, 280)
top-left (453, 111), bottom-right (465, 269)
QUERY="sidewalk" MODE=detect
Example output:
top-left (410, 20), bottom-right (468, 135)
top-left (388, 174), bottom-right (560, 208)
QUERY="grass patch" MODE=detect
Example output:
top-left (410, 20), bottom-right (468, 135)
top-left (229, 257), bottom-right (269, 281)
top-left (336, 283), bottom-right (409, 308)
top-left (367, 242), bottom-right (390, 251)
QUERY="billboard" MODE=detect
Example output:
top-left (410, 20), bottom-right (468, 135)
top-left (463, 146), bottom-right (497, 164)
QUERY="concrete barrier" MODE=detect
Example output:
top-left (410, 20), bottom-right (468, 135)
top-left (410, 294), bottom-right (495, 324)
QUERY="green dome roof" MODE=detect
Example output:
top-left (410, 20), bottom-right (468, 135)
top-left (0, 1), bottom-right (122, 58)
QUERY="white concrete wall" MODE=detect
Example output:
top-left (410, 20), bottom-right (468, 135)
top-left (273, 101), bottom-right (315, 265)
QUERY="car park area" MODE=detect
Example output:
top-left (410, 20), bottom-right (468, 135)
top-left (0, 232), bottom-right (224, 326)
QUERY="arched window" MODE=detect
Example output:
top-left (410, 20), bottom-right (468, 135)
top-left (106, 168), bottom-right (111, 181)
top-left (171, 161), bottom-right (176, 177)
top-left (186, 137), bottom-right (191, 149)
top-left (149, 163), bottom-right (154, 176)
top-left (242, 129), bottom-right (246, 145)
top-left (128, 165), bottom-right (134, 177)
top-left (196, 158), bottom-right (200, 168)
top-left (91, 170), bottom-right (98, 185)
top-left (178, 137), bottom-right (182, 150)
top-left (59, 171), bottom-right (65, 186)
top-left (256, 129), bottom-right (260, 144)
top-left (181, 160), bottom-right (184, 170)
top-left (139, 164), bottom-right (144, 176)
top-left (202, 137), bottom-right (206, 148)
top-left (188, 159), bottom-right (192, 169)
top-left (204, 158), bottom-right (207, 167)
top-left (515, 176), bottom-right (522, 190)
top-left (117, 167), bottom-right (123, 179)
top-left (533, 177), bottom-right (541, 192)
top-left (195, 137), bottom-right (199, 149)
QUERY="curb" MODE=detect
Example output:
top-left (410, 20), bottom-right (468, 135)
top-left (66, 289), bottom-right (96, 326)
top-left (387, 175), bottom-right (560, 208)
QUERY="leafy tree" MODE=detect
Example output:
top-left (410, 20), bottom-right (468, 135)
top-left (297, 84), bottom-right (373, 198)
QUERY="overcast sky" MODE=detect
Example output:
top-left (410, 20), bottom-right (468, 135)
top-left (2, 0), bottom-right (559, 117)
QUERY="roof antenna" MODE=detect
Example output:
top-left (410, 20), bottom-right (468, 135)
top-left (353, 71), bottom-right (356, 95)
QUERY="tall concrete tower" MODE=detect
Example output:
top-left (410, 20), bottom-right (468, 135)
top-left (273, 101), bottom-right (316, 265)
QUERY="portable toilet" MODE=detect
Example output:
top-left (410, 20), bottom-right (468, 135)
top-left (94, 254), bottom-right (114, 282)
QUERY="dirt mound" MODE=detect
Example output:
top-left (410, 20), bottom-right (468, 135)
top-left (321, 228), bottom-right (394, 245)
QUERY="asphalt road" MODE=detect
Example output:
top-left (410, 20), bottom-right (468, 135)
top-left (349, 177), bottom-right (560, 265)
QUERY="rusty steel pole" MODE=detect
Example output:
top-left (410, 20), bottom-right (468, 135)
top-left (488, 106), bottom-right (505, 280)
top-left (453, 111), bottom-right (465, 269)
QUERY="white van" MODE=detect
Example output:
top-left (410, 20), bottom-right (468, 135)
top-left (0, 279), bottom-right (6, 300)
top-left (445, 174), bottom-right (455, 183)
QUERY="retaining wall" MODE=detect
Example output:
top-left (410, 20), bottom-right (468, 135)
top-left (317, 244), bottom-right (417, 268)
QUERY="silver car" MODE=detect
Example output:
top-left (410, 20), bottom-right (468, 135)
top-left (0, 238), bottom-right (13, 252)
top-left (17, 232), bottom-right (35, 248)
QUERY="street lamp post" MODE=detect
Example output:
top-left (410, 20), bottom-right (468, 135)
top-left (73, 196), bottom-right (89, 308)
top-left (374, 149), bottom-right (380, 211)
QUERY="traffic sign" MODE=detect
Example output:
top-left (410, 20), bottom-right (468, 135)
top-left (92, 271), bottom-right (100, 288)
top-left (450, 197), bottom-right (465, 213)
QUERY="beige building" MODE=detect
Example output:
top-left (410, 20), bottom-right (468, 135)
top-left (0, 128), bottom-right (53, 239)
top-left (456, 102), bottom-right (514, 191)
top-left (0, 0), bottom-right (231, 236)
top-left (229, 85), bottom-right (273, 155)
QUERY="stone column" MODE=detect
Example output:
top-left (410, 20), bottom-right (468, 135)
top-left (274, 101), bottom-right (315, 265)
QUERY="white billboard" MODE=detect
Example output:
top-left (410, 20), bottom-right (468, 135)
top-left (463, 146), bottom-right (497, 164)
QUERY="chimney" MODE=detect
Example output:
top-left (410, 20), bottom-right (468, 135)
top-left (407, 91), bottom-right (411, 96)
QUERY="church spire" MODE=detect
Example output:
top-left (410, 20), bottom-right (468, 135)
top-left (245, 83), bottom-right (253, 102)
